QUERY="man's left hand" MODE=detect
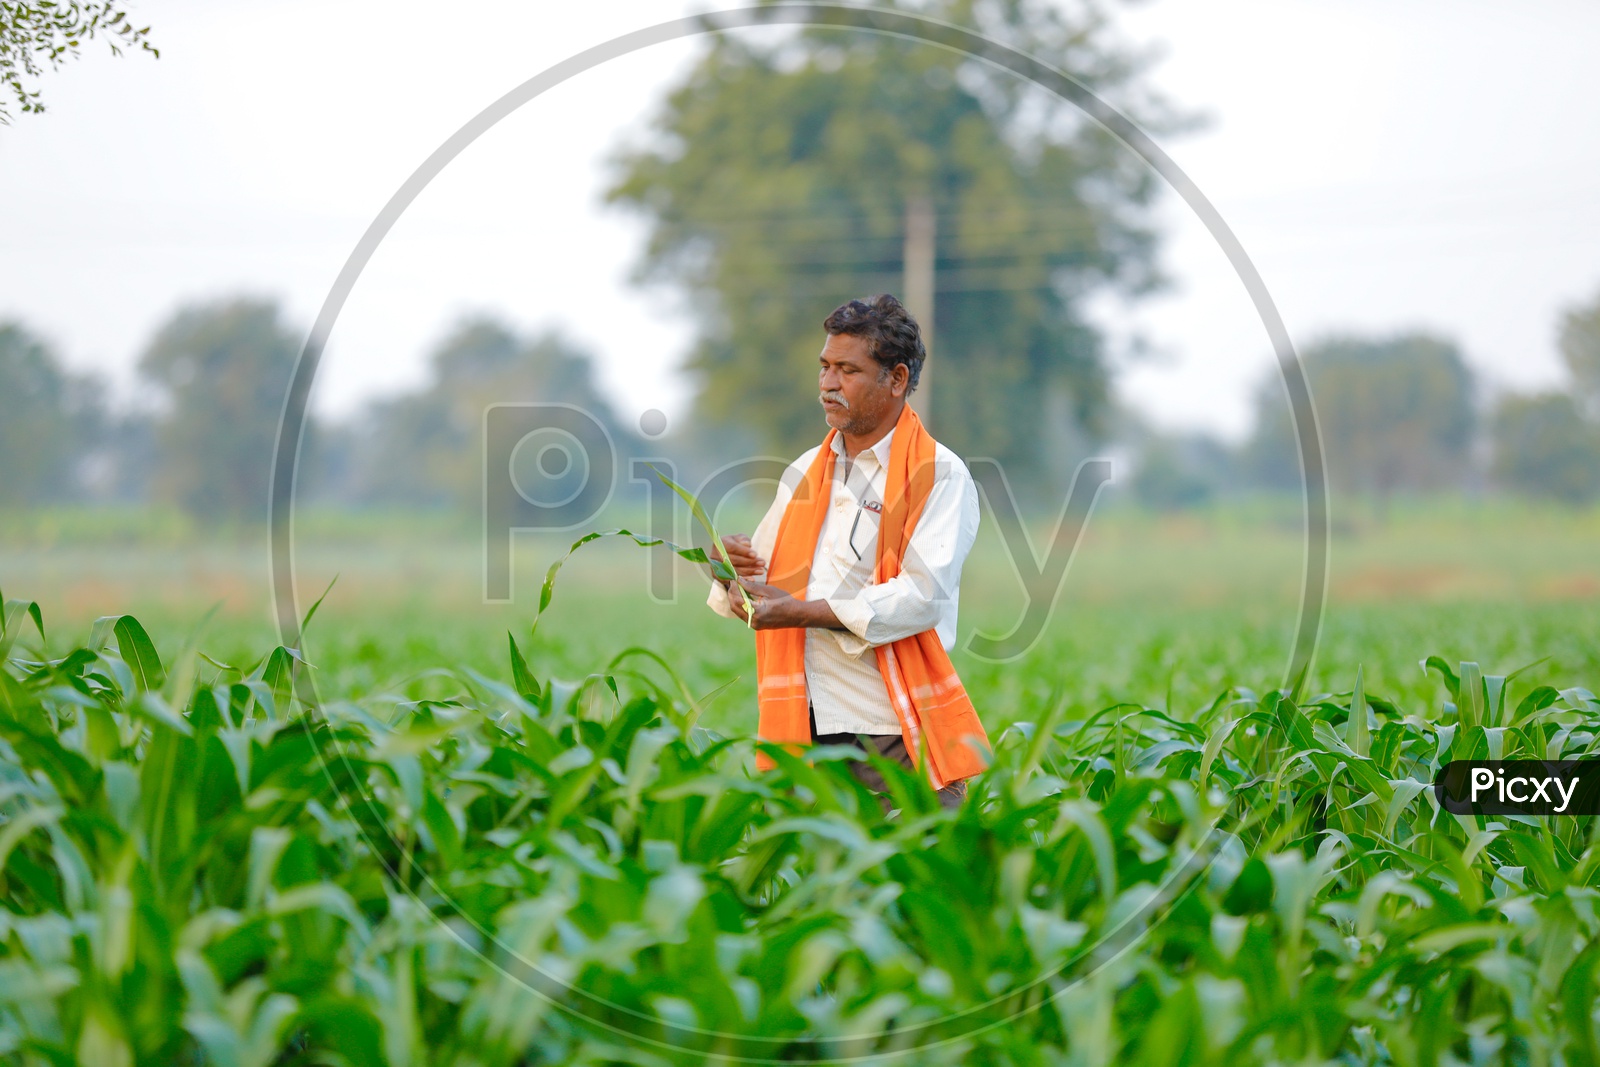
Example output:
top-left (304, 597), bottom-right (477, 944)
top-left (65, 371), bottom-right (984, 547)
top-left (726, 580), bottom-right (845, 631)
top-left (726, 580), bottom-right (790, 629)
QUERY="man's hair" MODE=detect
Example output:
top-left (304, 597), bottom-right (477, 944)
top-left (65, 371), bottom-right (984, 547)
top-left (822, 294), bottom-right (926, 394)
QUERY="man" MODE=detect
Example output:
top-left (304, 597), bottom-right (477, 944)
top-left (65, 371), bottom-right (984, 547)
top-left (706, 294), bottom-right (991, 813)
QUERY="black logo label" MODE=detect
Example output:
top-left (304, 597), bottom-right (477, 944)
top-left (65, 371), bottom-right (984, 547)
top-left (1433, 760), bottom-right (1600, 816)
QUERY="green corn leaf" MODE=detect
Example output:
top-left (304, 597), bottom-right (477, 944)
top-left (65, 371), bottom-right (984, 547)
top-left (255, 647), bottom-right (301, 717)
top-left (1197, 713), bottom-right (1244, 796)
top-left (1355, 870), bottom-right (1434, 938)
top-left (527, 526), bottom-right (747, 643)
top-left (1410, 922), bottom-right (1506, 954)
top-left (1422, 656), bottom-right (1460, 701)
top-left (0, 807), bottom-right (62, 878)
top-left (1015, 687), bottom-right (1068, 787)
top-left (1512, 685), bottom-right (1561, 726)
top-left (1562, 942), bottom-right (1600, 1067)
top-left (644, 462), bottom-right (756, 627)
top-left (508, 633), bottom-right (542, 703)
top-left (1485, 674), bottom-right (1506, 728)
top-left (1346, 664), bottom-right (1370, 758)
top-left (421, 792), bottom-right (463, 867)
top-left (88, 615), bottom-right (166, 692)
top-left (1049, 800), bottom-right (1118, 913)
top-left (1458, 662), bottom-right (1484, 731)
top-left (132, 691), bottom-right (193, 737)
top-left (0, 597), bottom-right (44, 661)
top-left (299, 574), bottom-right (339, 640)
top-left (1271, 691), bottom-right (1316, 752)
top-left (1383, 777), bottom-right (1430, 838)
top-left (605, 645), bottom-right (706, 731)
top-left (123, 614), bottom-right (166, 691)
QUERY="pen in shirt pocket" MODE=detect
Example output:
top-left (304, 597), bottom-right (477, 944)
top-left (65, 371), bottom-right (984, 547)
top-left (848, 499), bottom-right (883, 560)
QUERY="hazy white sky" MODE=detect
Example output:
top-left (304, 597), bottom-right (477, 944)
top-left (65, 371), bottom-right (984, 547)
top-left (3, 0), bottom-right (1598, 442)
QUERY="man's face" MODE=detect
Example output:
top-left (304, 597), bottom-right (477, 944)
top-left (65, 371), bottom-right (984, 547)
top-left (818, 332), bottom-right (906, 434)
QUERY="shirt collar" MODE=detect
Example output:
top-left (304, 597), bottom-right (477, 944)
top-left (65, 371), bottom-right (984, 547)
top-left (829, 425), bottom-right (895, 470)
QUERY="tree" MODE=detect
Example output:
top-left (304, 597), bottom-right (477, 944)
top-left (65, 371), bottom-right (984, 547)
top-left (0, 2), bottom-right (157, 123)
top-left (1490, 391), bottom-right (1600, 505)
top-left (1244, 332), bottom-right (1477, 510)
top-left (138, 298), bottom-right (300, 521)
top-left (81, 410), bottom-right (157, 504)
top-left (348, 317), bottom-right (632, 509)
top-left (1558, 285), bottom-right (1600, 418)
top-left (1130, 431), bottom-right (1235, 511)
top-left (606, 0), bottom-right (1185, 488)
top-left (0, 320), bottom-right (103, 505)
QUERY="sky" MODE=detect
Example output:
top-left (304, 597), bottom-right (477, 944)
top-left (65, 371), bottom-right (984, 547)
top-left (3, 0), bottom-right (1598, 443)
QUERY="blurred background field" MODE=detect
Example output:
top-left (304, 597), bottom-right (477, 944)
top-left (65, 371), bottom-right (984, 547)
top-left (6, 492), bottom-right (1596, 738)
top-left (4, 0), bottom-right (1600, 733)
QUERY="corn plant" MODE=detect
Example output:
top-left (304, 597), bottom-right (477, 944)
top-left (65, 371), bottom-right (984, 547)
top-left (1, 585), bottom-right (1598, 1065)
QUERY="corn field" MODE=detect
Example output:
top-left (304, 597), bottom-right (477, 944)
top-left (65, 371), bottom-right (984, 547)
top-left (1, 586), bottom-right (1599, 1066)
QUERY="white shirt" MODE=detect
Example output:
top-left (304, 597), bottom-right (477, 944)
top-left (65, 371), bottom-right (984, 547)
top-left (706, 425), bottom-right (982, 735)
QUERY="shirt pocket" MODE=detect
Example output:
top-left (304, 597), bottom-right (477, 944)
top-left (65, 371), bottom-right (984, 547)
top-left (842, 499), bottom-right (884, 565)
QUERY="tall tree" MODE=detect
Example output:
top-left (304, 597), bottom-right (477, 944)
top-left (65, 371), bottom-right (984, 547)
top-left (1245, 333), bottom-right (1477, 509)
top-left (1558, 285), bottom-right (1600, 418)
top-left (1490, 391), bottom-right (1600, 505)
top-left (606, 0), bottom-right (1183, 486)
top-left (349, 317), bottom-right (631, 509)
top-left (139, 298), bottom-right (299, 522)
top-left (0, 2), bottom-right (157, 122)
top-left (0, 321), bottom-right (103, 505)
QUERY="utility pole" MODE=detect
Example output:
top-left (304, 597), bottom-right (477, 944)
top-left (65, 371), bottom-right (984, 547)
top-left (903, 195), bottom-right (935, 424)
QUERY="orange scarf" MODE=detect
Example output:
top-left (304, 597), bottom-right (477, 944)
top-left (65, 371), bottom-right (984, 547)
top-left (753, 404), bottom-right (992, 789)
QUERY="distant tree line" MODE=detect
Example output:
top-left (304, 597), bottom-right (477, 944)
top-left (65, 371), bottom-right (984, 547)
top-left (0, 298), bottom-right (638, 524)
top-left (1127, 287), bottom-right (1600, 512)
top-left (5, 284), bottom-right (1600, 525)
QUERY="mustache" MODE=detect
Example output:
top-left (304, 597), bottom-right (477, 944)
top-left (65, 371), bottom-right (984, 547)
top-left (819, 390), bottom-right (849, 409)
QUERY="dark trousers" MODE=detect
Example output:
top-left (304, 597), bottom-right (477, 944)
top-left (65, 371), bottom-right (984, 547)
top-left (809, 705), bottom-right (969, 814)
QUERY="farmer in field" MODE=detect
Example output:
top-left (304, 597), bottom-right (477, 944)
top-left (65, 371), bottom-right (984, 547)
top-left (706, 294), bottom-right (991, 811)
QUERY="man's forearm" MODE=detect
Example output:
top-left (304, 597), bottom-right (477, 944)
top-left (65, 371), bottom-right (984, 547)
top-left (772, 595), bottom-right (846, 630)
top-left (724, 579), bottom-right (849, 631)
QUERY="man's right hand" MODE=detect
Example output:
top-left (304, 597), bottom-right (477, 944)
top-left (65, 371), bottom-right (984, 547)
top-left (711, 534), bottom-right (766, 584)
